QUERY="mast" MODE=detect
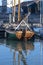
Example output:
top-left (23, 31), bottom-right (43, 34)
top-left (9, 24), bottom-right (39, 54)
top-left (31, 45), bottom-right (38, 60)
top-left (12, 0), bottom-right (13, 22)
top-left (13, 0), bottom-right (16, 22)
top-left (18, 0), bottom-right (21, 22)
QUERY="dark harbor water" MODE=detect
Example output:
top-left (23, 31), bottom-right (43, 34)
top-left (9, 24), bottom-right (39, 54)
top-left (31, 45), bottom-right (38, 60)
top-left (0, 38), bottom-right (43, 65)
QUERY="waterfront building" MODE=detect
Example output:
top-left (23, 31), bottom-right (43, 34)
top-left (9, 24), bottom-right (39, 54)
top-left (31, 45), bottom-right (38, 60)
top-left (0, 6), bottom-right (2, 13)
top-left (41, 1), bottom-right (43, 25)
top-left (2, 0), bottom-right (7, 6)
top-left (2, 0), bottom-right (7, 13)
top-left (0, 0), bottom-right (40, 23)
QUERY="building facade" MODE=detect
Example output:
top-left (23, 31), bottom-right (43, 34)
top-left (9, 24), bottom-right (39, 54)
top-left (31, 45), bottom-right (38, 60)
top-left (2, 0), bottom-right (7, 6)
top-left (41, 1), bottom-right (43, 25)
top-left (2, 0), bottom-right (7, 13)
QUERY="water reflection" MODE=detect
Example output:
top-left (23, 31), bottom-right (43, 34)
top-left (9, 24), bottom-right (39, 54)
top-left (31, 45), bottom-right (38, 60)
top-left (6, 39), bottom-right (34, 50)
top-left (40, 40), bottom-right (43, 65)
top-left (0, 39), bottom-right (43, 65)
top-left (6, 39), bottom-right (34, 65)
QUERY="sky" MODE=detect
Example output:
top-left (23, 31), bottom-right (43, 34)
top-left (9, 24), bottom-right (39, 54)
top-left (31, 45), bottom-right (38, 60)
top-left (0, 0), bottom-right (32, 7)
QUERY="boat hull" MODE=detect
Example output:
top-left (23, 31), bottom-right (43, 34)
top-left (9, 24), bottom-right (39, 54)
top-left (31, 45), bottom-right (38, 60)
top-left (6, 30), bottom-right (22, 40)
top-left (25, 31), bottom-right (34, 39)
top-left (6, 32), bottom-right (17, 40)
top-left (6, 30), bottom-right (34, 40)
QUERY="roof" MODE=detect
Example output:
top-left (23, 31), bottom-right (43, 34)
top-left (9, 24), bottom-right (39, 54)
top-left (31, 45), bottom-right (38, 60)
top-left (15, 1), bottom-right (35, 7)
top-left (33, 0), bottom-right (40, 3)
top-left (21, 1), bottom-right (34, 6)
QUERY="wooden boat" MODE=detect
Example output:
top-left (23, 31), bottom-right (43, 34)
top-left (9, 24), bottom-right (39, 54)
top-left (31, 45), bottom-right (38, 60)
top-left (6, 28), bottom-right (34, 40)
top-left (24, 30), bottom-right (34, 39)
top-left (5, 0), bottom-right (34, 40)
top-left (6, 29), bottom-right (22, 40)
